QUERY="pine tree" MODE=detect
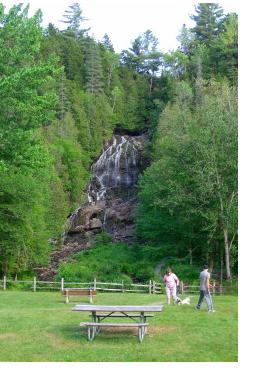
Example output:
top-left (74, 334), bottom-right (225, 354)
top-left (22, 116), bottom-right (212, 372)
top-left (102, 33), bottom-right (114, 52)
top-left (57, 70), bottom-right (70, 122)
top-left (191, 3), bottom-right (225, 47)
top-left (82, 37), bottom-right (104, 94)
top-left (60, 3), bottom-right (89, 37)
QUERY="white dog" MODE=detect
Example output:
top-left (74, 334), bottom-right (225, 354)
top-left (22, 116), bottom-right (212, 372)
top-left (176, 297), bottom-right (191, 305)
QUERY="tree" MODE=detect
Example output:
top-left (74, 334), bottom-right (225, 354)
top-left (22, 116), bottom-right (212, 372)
top-left (211, 13), bottom-right (238, 83)
top-left (177, 24), bottom-right (195, 55)
top-left (193, 82), bottom-right (237, 279)
top-left (137, 81), bottom-right (237, 278)
top-left (0, 4), bottom-right (59, 275)
top-left (190, 3), bottom-right (225, 47)
top-left (82, 37), bottom-right (104, 94)
top-left (0, 4), bottom-right (58, 133)
top-left (60, 2), bottom-right (89, 37)
top-left (121, 30), bottom-right (162, 77)
top-left (57, 69), bottom-right (70, 122)
top-left (163, 50), bottom-right (189, 79)
top-left (101, 33), bottom-right (114, 52)
top-left (99, 45), bottom-right (119, 91)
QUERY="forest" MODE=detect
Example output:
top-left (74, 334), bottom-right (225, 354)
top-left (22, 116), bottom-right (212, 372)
top-left (0, 3), bottom-right (237, 283)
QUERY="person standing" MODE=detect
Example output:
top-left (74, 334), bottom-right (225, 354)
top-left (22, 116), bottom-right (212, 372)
top-left (195, 264), bottom-right (215, 312)
top-left (163, 267), bottom-right (180, 304)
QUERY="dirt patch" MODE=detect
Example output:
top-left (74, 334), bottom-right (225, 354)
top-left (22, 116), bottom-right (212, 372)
top-left (44, 332), bottom-right (76, 348)
top-left (99, 325), bottom-right (178, 337)
top-left (98, 327), bottom-right (137, 335)
top-left (0, 333), bottom-right (17, 340)
top-left (148, 326), bottom-right (178, 336)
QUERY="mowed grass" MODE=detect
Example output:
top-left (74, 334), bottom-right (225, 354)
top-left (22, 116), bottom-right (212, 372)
top-left (0, 291), bottom-right (237, 362)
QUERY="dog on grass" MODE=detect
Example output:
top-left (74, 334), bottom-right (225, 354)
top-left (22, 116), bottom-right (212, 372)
top-left (176, 297), bottom-right (191, 305)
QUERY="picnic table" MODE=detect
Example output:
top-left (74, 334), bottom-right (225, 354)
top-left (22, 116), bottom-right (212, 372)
top-left (72, 304), bottom-right (163, 342)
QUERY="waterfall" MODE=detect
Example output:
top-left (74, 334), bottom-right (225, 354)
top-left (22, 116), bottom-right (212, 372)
top-left (64, 132), bottom-right (148, 244)
top-left (42, 132), bottom-right (148, 280)
top-left (87, 135), bottom-right (140, 202)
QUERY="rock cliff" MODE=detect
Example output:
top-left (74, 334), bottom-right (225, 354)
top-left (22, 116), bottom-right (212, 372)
top-left (37, 132), bottom-right (148, 279)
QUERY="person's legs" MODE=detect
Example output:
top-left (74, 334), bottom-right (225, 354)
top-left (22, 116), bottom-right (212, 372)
top-left (196, 290), bottom-right (205, 309)
top-left (170, 286), bottom-right (178, 304)
top-left (204, 290), bottom-right (214, 311)
top-left (166, 286), bottom-right (171, 304)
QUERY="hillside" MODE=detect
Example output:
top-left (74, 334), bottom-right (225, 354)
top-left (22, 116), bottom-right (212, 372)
top-left (0, 3), bottom-right (238, 283)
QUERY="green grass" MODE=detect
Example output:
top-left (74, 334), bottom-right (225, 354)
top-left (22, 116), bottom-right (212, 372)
top-left (0, 291), bottom-right (237, 362)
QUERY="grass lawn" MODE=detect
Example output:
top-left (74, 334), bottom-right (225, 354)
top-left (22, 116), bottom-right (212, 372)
top-left (0, 291), bottom-right (237, 362)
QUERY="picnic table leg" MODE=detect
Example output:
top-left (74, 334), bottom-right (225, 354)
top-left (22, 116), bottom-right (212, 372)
top-left (91, 311), bottom-right (100, 336)
top-left (138, 325), bottom-right (145, 342)
top-left (87, 326), bottom-right (96, 341)
top-left (140, 311), bottom-right (148, 335)
top-left (96, 317), bottom-right (101, 334)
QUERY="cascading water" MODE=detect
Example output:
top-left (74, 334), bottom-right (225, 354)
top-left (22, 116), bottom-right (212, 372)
top-left (38, 132), bottom-right (148, 280)
top-left (87, 135), bottom-right (141, 203)
top-left (65, 132), bottom-right (148, 243)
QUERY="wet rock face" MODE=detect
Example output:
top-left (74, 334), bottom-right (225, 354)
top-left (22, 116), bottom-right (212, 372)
top-left (38, 133), bottom-right (148, 280)
top-left (87, 134), bottom-right (147, 202)
top-left (67, 133), bottom-right (149, 244)
top-left (67, 202), bottom-right (104, 234)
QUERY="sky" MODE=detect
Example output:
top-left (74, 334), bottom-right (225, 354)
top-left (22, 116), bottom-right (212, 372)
top-left (1, 0), bottom-right (239, 52)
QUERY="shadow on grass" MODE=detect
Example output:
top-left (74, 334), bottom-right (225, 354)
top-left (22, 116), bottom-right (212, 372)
top-left (57, 324), bottom-right (142, 343)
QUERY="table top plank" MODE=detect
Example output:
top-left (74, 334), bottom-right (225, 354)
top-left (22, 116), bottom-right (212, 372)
top-left (72, 305), bottom-right (163, 312)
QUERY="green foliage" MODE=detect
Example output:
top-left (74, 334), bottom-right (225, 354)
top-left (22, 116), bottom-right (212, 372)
top-left (83, 37), bottom-right (104, 94)
top-left (190, 3), bottom-right (225, 47)
top-left (0, 5), bottom-right (58, 132)
top-left (61, 3), bottom-right (87, 34)
top-left (56, 242), bottom-right (135, 282)
top-left (137, 81), bottom-right (237, 276)
top-left (0, 2), bottom-right (237, 282)
top-left (0, 5), bottom-right (60, 276)
top-left (51, 137), bottom-right (86, 204)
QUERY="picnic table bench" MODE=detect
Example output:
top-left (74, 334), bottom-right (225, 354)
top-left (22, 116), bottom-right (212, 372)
top-left (62, 288), bottom-right (96, 304)
top-left (73, 304), bottom-right (163, 342)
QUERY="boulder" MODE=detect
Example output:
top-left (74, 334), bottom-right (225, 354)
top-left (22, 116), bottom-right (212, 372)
top-left (68, 203), bottom-right (104, 233)
top-left (90, 218), bottom-right (103, 229)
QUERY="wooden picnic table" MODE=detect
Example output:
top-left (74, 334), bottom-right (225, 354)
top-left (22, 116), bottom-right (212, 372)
top-left (72, 304), bottom-right (163, 342)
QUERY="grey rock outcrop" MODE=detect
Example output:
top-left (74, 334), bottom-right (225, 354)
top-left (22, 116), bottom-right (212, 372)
top-left (38, 132), bottom-right (149, 279)
top-left (67, 133), bottom-right (149, 244)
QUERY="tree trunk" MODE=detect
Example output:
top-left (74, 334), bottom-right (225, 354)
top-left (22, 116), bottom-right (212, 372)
top-left (208, 255), bottom-right (214, 273)
top-left (223, 226), bottom-right (231, 279)
top-left (220, 250), bottom-right (224, 285)
top-left (189, 247), bottom-right (193, 265)
top-left (215, 166), bottom-right (232, 280)
top-left (108, 67), bottom-right (113, 88)
top-left (149, 76), bottom-right (153, 95)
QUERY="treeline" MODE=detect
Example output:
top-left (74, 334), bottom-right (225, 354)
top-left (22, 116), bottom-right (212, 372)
top-left (0, 3), bottom-right (237, 280)
top-left (137, 3), bottom-right (238, 280)
top-left (0, 3), bottom-right (167, 276)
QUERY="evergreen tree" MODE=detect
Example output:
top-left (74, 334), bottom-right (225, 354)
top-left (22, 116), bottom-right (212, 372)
top-left (211, 13), bottom-right (238, 83)
top-left (60, 2), bottom-right (89, 37)
top-left (101, 33), bottom-right (114, 52)
top-left (57, 69), bottom-right (70, 122)
top-left (82, 37), bottom-right (104, 94)
top-left (190, 3), bottom-right (225, 47)
top-left (177, 24), bottom-right (195, 55)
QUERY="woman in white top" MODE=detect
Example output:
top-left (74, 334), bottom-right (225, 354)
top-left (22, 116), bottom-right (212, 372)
top-left (163, 267), bottom-right (180, 304)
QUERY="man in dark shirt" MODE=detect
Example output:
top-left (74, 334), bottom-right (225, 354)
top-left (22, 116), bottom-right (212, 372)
top-left (195, 264), bottom-right (215, 312)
